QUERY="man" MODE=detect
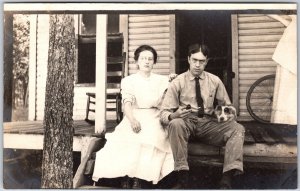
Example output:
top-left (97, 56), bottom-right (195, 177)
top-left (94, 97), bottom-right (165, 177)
top-left (160, 43), bottom-right (245, 189)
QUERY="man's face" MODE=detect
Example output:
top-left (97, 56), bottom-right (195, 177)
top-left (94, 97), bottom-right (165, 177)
top-left (188, 51), bottom-right (208, 77)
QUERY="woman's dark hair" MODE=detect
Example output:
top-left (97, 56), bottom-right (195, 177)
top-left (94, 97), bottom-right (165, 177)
top-left (188, 43), bottom-right (209, 58)
top-left (134, 45), bottom-right (158, 64)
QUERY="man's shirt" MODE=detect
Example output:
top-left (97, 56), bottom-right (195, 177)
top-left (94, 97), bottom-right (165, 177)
top-left (160, 70), bottom-right (231, 125)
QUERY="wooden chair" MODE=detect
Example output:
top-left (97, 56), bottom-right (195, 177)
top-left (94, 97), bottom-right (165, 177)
top-left (106, 52), bottom-right (126, 123)
top-left (85, 92), bottom-right (96, 124)
top-left (85, 52), bottom-right (126, 124)
top-left (85, 33), bottom-right (125, 123)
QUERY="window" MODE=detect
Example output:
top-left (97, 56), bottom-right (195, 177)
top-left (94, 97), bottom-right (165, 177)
top-left (76, 14), bottom-right (120, 84)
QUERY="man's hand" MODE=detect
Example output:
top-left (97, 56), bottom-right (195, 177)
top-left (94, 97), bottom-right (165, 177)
top-left (130, 118), bottom-right (141, 133)
top-left (169, 106), bottom-right (192, 120)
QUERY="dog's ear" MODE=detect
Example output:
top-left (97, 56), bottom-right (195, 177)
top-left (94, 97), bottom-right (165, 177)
top-left (228, 106), bottom-right (237, 118)
top-left (214, 105), bottom-right (222, 118)
top-left (215, 105), bottom-right (222, 111)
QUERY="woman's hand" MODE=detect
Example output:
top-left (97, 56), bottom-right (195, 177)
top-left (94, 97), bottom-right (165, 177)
top-left (168, 73), bottom-right (178, 82)
top-left (123, 102), bottom-right (141, 133)
top-left (130, 118), bottom-right (141, 133)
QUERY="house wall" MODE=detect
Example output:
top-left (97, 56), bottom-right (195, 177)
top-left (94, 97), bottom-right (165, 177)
top-left (35, 15), bottom-right (99, 121)
top-left (128, 14), bottom-right (175, 75)
top-left (34, 14), bottom-right (286, 122)
top-left (236, 14), bottom-right (286, 120)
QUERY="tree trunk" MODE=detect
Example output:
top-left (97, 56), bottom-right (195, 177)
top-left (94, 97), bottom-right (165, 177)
top-left (41, 14), bottom-right (75, 188)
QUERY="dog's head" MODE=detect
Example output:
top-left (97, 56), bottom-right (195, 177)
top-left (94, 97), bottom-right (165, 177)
top-left (214, 105), bottom-right (237, 122)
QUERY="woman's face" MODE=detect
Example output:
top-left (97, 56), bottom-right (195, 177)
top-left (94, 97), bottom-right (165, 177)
top-left (137, 50), bottom-right (154, 72)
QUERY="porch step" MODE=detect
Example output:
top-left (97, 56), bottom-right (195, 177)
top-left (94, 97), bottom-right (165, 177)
top-left (78, 185), bottom-right (116, 189)
top-left (188, 155), bottom-right (297, 170)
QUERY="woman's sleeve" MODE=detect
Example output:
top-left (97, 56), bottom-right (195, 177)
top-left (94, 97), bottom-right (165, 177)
top-left (121, 77), bottom-right (135, 105)
top-left (156, 76), bottom-right (169, 108)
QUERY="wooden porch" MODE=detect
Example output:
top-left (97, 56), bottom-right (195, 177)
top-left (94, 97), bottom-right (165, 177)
top-left (3, 120), bottom-right (117, 136)
top-left (3, 120), bottom-right (116, 155)
top-left (3, 120), bottom-right (297, 169)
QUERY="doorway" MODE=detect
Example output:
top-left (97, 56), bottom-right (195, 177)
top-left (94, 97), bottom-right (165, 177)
top-left (176, 11), bottom-right (233, 99)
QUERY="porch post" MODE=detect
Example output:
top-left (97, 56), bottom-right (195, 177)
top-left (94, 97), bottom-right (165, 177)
top-left (95, 15), bottom-right (107, 133)
top-left (169, 14), bottom-right (176, 73)
top-left (231, 14), bottom-right (239, 113)
top-left (3, 12), bottom-right (13, 122)
top-left (28, 14), bottom-right (37, 121)
top-left (120, 14), bottom-right (129, 76)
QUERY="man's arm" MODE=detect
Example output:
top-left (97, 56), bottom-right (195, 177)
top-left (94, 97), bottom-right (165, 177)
top-left (160, 81), bottom-right (180, 126)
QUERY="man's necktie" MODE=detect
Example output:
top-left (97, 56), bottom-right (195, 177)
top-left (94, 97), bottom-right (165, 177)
top-left (195, 77), bottom-right (204, 117)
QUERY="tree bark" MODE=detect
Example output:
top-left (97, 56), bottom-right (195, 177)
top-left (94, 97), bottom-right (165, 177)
top-left (41, 14), bottom-right (75, 188)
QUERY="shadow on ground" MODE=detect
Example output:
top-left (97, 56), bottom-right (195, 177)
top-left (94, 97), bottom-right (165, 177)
top-left (93, 165), bottom-right (297, 189)
top-left (3, 149), bottom-right (297, 189)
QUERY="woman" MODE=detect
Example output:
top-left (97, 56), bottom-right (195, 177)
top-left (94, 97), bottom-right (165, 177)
top-left (92, 45), bottom-right (174, 188)
top-left (268, 14), bottom-right (297, 125)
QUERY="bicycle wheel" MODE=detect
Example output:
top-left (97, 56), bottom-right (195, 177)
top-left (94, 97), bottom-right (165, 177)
top-left (246, 74), bottom-right (275, 123)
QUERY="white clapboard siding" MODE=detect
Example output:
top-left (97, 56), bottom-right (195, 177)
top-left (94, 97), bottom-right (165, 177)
top-left (128, 14), bottom-right (172, 76)
top-left (237, 14), bottom-right (285, 120)
top-left (35, 15), bottom-right (88, 121)
top-left (129, 44), bottom-right (170, 51)
top-left (35, 15), bottom-right (101, 121)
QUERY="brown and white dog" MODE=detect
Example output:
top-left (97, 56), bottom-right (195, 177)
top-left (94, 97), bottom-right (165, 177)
top-left (214, 105), bottom-right (237, 122)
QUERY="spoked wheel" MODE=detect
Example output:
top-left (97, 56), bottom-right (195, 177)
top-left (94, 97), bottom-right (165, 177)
top-left (246, 74), bottom-right (276, 124)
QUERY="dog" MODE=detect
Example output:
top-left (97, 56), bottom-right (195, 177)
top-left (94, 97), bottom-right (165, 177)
top-left (214, 105), bottom-right (237, 122)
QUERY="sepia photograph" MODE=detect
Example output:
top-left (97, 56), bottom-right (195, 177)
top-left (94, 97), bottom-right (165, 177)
top-left (2, 2), bottom-right (298, 189)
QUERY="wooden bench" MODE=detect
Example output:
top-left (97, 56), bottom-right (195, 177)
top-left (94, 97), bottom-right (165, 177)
top-left (188, 122), bottom-right (297, 170)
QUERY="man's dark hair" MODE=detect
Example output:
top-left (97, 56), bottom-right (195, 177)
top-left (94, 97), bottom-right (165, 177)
top-left (188, 43), bottom-right (209, 58)
top-left (134, 45), bottom-right (158, 64)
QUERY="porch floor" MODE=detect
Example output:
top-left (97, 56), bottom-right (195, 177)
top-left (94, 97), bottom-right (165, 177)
top-left (3, 120), bottom-right (297, 189)
top-left (3, 120), bottom-right (297, 145)
top-left (3, 120), bottom-right (118, 136)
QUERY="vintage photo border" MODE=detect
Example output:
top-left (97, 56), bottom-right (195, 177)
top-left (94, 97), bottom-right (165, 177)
top-left (1, 1), bottom-right (299, 190)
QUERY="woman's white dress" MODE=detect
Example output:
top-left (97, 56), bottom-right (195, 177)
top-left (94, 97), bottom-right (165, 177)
top-left (271, 15), bottom-right (297, 125)
top-left (92, 73), bottom-right (174, 184)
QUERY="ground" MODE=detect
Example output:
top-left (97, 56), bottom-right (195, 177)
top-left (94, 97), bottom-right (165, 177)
top-left (3, 149), bottom-right (297, 189)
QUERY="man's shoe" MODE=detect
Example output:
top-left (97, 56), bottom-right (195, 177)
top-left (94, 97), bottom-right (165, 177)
top-left (219, 170), bottom-right (237, 189)
top-left (172, 170), bottom-right (189, 189)
top-left (219, 176), bottom-right (232, 189)
top-left (121, 176), bottom-right (131, 189)
top-left (132, 178), bottom-right (142, 189)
